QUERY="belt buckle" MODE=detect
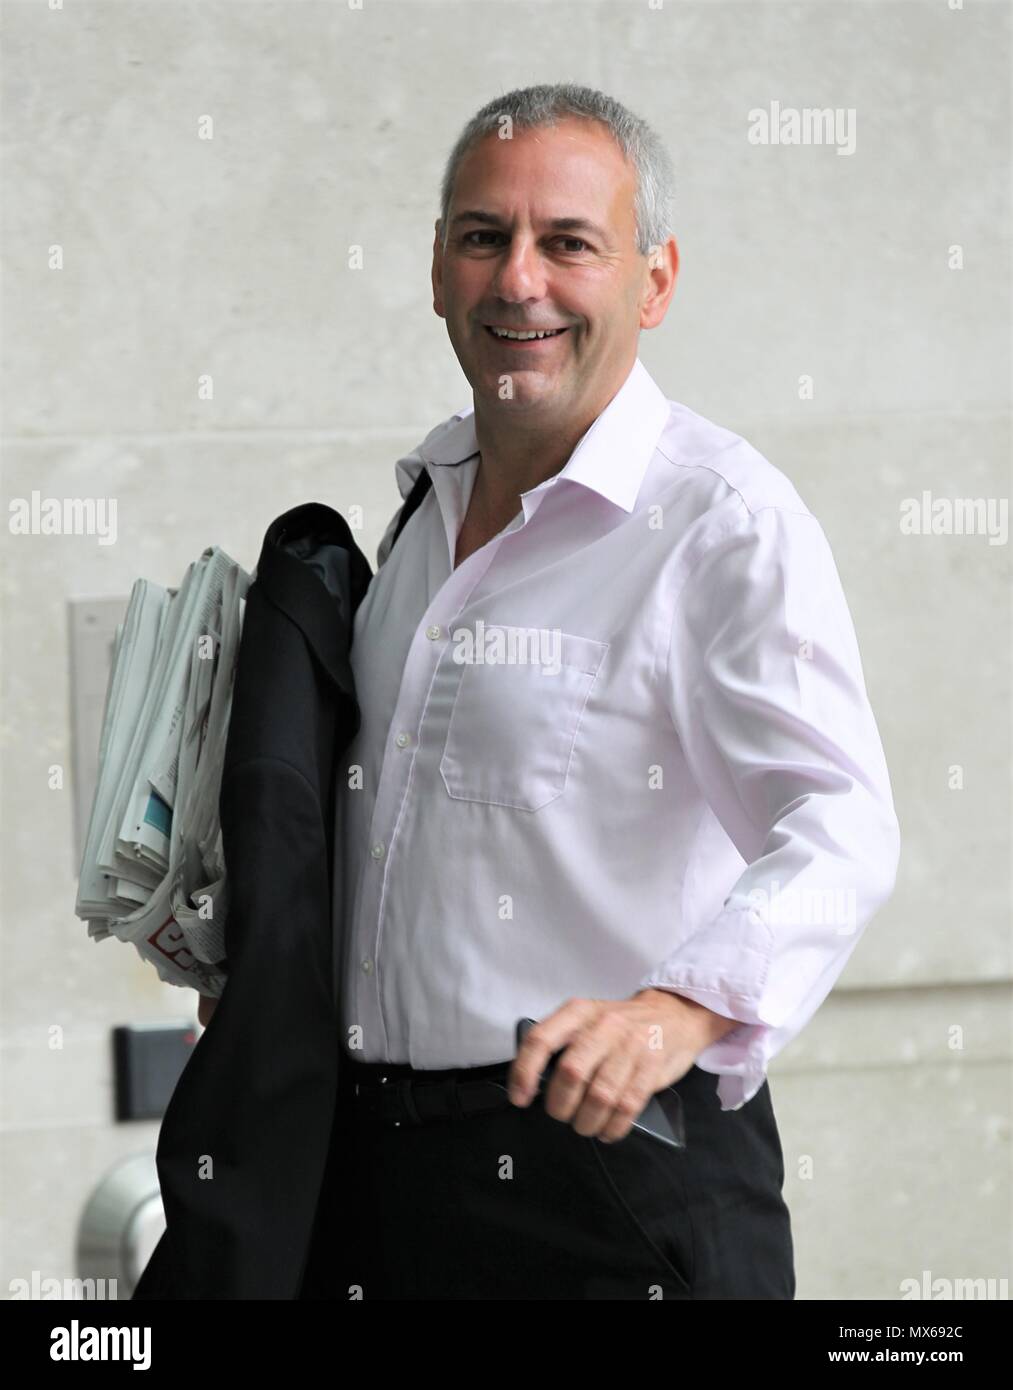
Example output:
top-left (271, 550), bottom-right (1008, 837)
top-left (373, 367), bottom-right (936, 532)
top-left (370, 1072), bottom-right (404, 1129)
top-left (361, 1074), bottom-right (400, 1128)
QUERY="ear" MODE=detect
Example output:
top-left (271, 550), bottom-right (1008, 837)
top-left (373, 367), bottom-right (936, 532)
top-left (432, 219), bottom-right (446, 319)
top-left (639, 236), bottom-right (679, 331)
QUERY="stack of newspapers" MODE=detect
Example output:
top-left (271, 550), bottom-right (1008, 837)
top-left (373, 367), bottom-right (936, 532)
top-left (75, 546), bottom-right (252, 996)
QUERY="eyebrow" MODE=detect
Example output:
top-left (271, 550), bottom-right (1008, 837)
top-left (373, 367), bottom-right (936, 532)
top-left (450, 210), bottom-right (610, 242)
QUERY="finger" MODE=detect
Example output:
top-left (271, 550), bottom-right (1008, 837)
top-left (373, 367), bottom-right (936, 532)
top-left (507, 998), bottom-right (598, 1105)
top-left (553, 1017), bottom-right (633, 1134)
top-left (596, 1057), bottom-right (658, 1143)
top-left (543, 1011), bottom-right (628, 1126)
top-left (571, 1045), bottom-right (638, 1139)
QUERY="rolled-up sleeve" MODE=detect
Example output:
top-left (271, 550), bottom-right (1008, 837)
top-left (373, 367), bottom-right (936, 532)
top-left (638, 501), bottom-right (901, 1110)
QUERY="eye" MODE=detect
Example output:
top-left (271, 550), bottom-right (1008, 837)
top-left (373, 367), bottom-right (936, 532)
top-left (460, 231), bottom-right (591, 252)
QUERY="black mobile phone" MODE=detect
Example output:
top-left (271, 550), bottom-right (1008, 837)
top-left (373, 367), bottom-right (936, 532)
top-left (514, 1017), bottom-right (686, 1151)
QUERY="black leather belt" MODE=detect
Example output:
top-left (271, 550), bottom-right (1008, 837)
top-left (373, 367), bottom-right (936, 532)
top-left (346, 1058), bottom-right (516, 1128)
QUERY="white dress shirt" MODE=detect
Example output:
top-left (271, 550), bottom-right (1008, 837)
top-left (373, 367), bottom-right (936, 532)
top-left (335, 356), bottom-right (901, 1110)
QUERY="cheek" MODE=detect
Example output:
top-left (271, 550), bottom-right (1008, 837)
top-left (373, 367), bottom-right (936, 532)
top-left (448, 264), bottom-right (487, 301)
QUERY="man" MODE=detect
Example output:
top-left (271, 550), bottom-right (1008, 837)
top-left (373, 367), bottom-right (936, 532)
top-left (317, 83), bottom-right (900, 1300)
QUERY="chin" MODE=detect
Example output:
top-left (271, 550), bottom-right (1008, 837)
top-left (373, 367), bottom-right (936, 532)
top-left (492, 384), bottom-right (559, 412)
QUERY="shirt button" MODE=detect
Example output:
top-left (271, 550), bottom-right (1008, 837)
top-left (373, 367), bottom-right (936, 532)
top-left (395, 731), bottom-right (410, 748)
top-left (426, 624), bottom-right (441, 640)
top-left (360, 958), bottom-right (373, 975)
top-left (370, 842), bottom-right (385, 859)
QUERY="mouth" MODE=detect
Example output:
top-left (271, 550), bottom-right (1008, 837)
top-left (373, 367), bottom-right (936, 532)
top-left (482, 325), bottom-right (571, 348)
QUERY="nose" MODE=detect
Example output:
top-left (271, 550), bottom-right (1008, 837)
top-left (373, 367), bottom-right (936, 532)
top-left (488, 232), bottom-right (548, 304)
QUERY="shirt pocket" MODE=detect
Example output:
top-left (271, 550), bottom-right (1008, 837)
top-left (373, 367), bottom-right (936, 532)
top-left (439, 628), bottom-right (609, 811)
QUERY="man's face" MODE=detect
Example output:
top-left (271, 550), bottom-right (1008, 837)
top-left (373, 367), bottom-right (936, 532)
top-left (432, 117), bottom-right (675, 417)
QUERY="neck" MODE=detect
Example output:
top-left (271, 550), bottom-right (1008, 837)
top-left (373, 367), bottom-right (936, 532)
top-left (468, 358), bottom-right (635, 515)
top-left (469, 402), bottom-right (598, 520)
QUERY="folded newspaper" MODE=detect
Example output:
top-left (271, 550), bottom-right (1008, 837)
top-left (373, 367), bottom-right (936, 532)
top-left (75, 546), bottom-right (252, 996)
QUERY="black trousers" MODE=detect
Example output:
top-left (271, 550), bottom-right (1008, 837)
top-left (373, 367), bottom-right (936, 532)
top-left (301, 1058), bottom-right (795, 1301)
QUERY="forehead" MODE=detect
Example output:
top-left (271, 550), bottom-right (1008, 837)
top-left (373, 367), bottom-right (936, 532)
top-left (452, 118), bottom-right (636, 217)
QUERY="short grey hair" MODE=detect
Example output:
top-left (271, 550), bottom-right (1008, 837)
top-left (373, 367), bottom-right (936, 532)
top-left (438, 83), bottom-right (676, 258)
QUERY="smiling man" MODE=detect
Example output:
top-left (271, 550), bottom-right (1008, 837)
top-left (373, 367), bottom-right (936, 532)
top-left (435, 110), bottom-right (661, 571)
top-left (310, 83), bottom-right (901, 1301)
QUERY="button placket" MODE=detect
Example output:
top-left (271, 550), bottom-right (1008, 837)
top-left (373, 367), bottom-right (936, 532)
top-left (354, 524), bottom-right (516, 1055)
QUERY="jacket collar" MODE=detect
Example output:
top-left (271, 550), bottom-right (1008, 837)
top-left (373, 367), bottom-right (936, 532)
top-left (393, 356), bottom-right (671, 514)
top-left (254, 502), bottom-right (372, 698)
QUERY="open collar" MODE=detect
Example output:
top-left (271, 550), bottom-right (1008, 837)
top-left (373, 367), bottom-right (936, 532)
top-left (393, 356), bottom-right (671, 516)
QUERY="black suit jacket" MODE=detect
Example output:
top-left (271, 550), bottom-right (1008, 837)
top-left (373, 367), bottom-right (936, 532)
top-left (132, 478), bottom-right (431, 1300)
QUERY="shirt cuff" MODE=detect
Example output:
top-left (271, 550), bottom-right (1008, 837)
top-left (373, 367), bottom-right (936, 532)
top-left (636, 903), bottom-right (780, 1111)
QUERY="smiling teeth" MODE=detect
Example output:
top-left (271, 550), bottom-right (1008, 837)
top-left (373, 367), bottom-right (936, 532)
top-left (489, 327), bottom-right (565, 340)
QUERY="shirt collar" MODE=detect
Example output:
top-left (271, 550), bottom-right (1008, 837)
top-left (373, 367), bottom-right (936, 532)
top-left (394, 357), bottom-right (671, 514)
